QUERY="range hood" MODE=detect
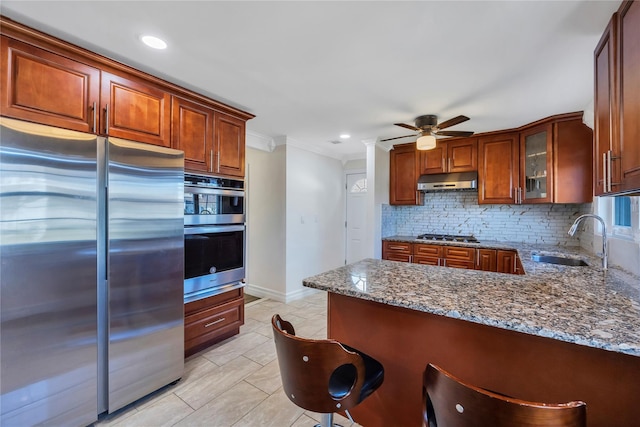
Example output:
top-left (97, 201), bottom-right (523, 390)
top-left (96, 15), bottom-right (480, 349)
top-left (417, 171), bottom-right (478, 191)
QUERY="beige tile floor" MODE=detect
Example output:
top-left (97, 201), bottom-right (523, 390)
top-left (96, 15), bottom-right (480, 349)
top-left (93, 291), bottom-right (362, 427)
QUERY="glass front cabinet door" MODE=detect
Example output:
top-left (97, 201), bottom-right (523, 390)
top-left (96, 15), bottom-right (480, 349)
top-left (520, 123), bottom-right (552, 203)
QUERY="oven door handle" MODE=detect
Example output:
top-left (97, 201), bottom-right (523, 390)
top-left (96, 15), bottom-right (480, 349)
top-left (184, 225), bottom-right (245, 235)
top-left (184, 185), bottom-right (245, 198)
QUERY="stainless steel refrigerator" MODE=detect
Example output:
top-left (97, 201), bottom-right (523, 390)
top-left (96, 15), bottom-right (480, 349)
top-left (0, 117), bottom-right (184, 426)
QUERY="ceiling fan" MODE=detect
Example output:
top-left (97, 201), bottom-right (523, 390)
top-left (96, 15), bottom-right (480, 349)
top-left (381, 115), bottom-right (474, 150)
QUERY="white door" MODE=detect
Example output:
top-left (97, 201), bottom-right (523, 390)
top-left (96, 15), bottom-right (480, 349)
top-left (345, 172), bottom-right (367, 264)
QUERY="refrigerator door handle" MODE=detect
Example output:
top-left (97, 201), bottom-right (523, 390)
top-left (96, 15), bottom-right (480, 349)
top-left (104, 104), bottom-right (109, 135)
top-left (92, 102), bottom-right (97, 133)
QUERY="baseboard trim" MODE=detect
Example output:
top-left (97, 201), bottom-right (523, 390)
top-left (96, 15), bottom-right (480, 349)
top-left (244, 283), bottom-right (320, 303)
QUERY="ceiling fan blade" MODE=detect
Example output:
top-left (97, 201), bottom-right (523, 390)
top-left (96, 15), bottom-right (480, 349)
top-left (437, 115), bottom-right (470, 130)
top-left (380, 134), bottom-right (417, 142)
top-left (435, 130), bottom-right (475, 137)
top-left (394, 123), bottom-right (420, 131)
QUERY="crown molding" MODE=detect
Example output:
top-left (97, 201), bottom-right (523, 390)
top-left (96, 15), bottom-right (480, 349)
top-left (246, 130), bottom-right (276, 152)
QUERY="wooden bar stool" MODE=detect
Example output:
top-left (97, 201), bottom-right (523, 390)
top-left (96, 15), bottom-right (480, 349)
top-left (423, 364), bottom-right (586, 427)
top-left (272, 314), bottom-right (384, 427)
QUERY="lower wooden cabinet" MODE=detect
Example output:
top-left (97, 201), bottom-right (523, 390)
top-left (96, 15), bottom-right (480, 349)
top-left (382, 241), bottom-right (413, 262)
top-left (497, 249), bottom-right (519, 274)
top-left (476, 249), bottom-right (498, 272)
top-left (413, 243), bottom-right (441, 265)
top-left (383, 241), bottom-right (522, 275)
top-left (442, 246), bottom-right (475, 269)
top-left (184, 287), bottom-right (244, 357)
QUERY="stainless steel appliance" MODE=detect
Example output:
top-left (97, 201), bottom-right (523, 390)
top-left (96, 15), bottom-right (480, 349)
top-left (183, 174), bottom-right (245, 300)
top-left (417, 171), bottom-right (478, 191)
top-left (417, 233), bottom-right (479, 243)
top-left (184, 174), bottom-right (244, 225)
top-left (0, 118), bottom-right (184, 426)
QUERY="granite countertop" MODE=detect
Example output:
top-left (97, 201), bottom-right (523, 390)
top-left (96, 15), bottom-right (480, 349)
top-left (303, 237), bottom-right (640, 357)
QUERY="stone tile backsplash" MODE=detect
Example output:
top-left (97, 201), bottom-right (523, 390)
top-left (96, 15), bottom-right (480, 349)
top-left (382, 191), bottom-right (592, 246)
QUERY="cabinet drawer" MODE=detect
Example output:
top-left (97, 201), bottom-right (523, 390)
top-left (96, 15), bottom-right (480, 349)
top-left (443, 246), bottom-right (475, 262)
top-left (185, 297), bottom-right (243, 342)
top-left (385, 254), bottom-right (412, 263)
top-left (185, 287), bottom-right (243, 316)
top-left (383, 241), bottom-right (412, 261)
top-left (384, 241), bottom-right (412, 254)
top-left (413, 256), bottom-right (439, 266)
top-left (414, 244), bottom-right (442, 257)
top-left (443, 259), bottom-right (476, 270)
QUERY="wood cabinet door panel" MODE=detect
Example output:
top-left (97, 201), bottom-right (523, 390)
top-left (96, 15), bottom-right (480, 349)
top-left (1, 37), bottom-right (99, 133)
top-left (215, 113), bottom-right (245, 178)
top-left (554, 119), bottom-right (593, 203)
top-left (418, 144), bottom-right (445, 175)
top-left (390, 143), bottom-right (422, 205)
top-left (476, 249), bottom-right (497, 271)
top-left (594, 16), bottom-right (618, 196)
top-left (478, 133), bottom-right (519, 204)
top-left (497, 250), bottom-right (517, 274)
top-left (172, 96), bottom-right (214, 173)
top-left (619, 0), bottom-right (640, 192)
top-left (520, 123), bottom-right (553, 204)
top-left (448, 139), bottom-right (477, 172)
top-left (102, 71), bottom-right (171, 147)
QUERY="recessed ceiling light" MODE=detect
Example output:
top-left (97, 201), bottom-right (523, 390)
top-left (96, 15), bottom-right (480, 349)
top-left (339, 134), bottom-right (351, 139)
top-left (140, 35), bottom-right (167, 50)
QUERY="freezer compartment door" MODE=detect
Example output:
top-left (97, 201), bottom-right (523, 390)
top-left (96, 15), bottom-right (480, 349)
top-left (106, 137), bottom-right (184, 412)
top-left (0, 118), bottom-right (98, 426)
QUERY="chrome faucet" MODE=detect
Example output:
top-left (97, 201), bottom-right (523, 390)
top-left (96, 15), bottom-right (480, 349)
top-left (568, 214), bottom-right (607, 270)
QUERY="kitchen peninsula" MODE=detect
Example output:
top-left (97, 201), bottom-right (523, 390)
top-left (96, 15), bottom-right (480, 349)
top-left (303, 247), bottom-right (640, 427)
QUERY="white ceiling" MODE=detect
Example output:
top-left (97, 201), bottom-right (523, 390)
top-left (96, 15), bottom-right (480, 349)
top-left (1, 1), bottom-right (619, 160)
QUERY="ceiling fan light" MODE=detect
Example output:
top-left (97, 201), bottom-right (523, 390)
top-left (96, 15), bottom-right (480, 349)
top-left (416, 134), bottom-right (437, 150)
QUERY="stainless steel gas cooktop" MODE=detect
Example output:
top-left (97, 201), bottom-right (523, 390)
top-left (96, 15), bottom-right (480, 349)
top-left (417, 234), bottom-right (479, 243)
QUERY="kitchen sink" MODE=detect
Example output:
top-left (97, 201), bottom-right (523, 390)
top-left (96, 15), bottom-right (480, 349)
top-left (531, 254), bottom-right (588, 266)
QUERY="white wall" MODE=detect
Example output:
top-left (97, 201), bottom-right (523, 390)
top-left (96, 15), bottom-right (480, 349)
top-left (589, 196), bottom-right (640, 275)
top-left (285, 145), bottom-right (345, 300)
top-left (245, 144), bottom-right (346, 302)
top-left (245, 146), bottom-right (286, 299)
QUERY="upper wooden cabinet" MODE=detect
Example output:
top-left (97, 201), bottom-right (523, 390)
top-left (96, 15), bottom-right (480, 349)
top-left (390, 143), bottom-right (423, 205)
top-left (1, 16), bottom-right (254, 178)
top-left (214, 113), bottom-right (246, 178)
top-left (520, 123), bottom-right (553, 203)
top-left (479, 114), bottom-right (592, 205)
top-left (172, 96), bottom-right (214, 172)
top-left (101, 71), bottom-right (171, 147)
top-left (594, 15), bottom-right (618, 196)
top-left (595, 1), bottom-right (640, 195)
top-left (417, 138), bottom-right (477, 175)
top-left (478, 132), bottom-right (520, 204)
top-left (0, 36), bottom-right (100, 134)
top-left (618, 1), bottom-right (640, 193)
top-left (552, 117), bottom-right (594, 203)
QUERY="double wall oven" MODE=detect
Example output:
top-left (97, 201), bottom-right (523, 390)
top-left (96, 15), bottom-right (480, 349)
top-left (183, 174), bottom-right (245, 300)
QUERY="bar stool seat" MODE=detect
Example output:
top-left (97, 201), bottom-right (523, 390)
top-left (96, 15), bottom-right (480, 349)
top-left (423, 363), bottom-right (586, 427)
top-left (272, 314), bottom-right (384, 427)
